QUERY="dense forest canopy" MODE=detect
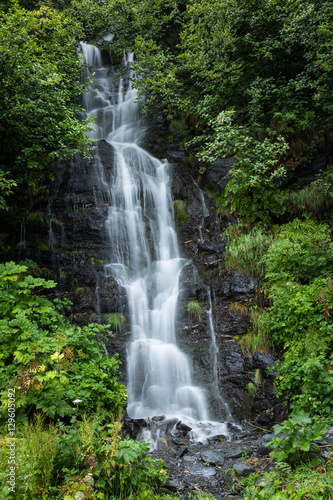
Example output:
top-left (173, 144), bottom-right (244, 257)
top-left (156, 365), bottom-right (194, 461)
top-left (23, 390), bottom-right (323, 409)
top-left (1, 0), bottom-right (332, 221)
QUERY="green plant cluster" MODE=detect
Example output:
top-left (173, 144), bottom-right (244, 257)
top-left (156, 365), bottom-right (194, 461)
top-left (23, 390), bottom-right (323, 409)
top-left (0, 262), bottom-right (216, 500)
top-left (224, 226), bottom-right (273, 278)
top-left (96, 0), bottom-right (333, 223)
top-left (187, 300), bottom-right (202, 321)
top-left (225, 218), bottom-right (333, 420)
top-left (0, 3), bottom-right (94, 209)
top-left (0, 412), bottom-right (169, 499)
top-left (237, 412), bottom-right (332, 499)
top-left (0, 261), bottom-right (127, 423)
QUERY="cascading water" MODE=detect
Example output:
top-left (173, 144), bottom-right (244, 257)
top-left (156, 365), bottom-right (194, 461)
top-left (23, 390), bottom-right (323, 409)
top-left (80, 41), bottom-right (229, 439)
top-left (207, 288), bottom-right (232, 420)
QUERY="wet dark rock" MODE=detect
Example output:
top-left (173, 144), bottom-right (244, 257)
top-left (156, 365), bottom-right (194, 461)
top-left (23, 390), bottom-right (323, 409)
top-left (204, 158), bottom-right (234, 193)
top-left (166, 478), bottom-right (186, 492)
top-left (321, 450), bottom-right (331, 460)
top-left (232, 462), bottom-right (256, 477)
top-left (261, 433), bottom-right (275, 443)
top-left (187, 465), bottom-right (217, 478)
top-left (256, 445), bottom-right (271, 456)
top-left (201, 450), bottom-right (225, 466)
top-left (208, 434), bottom-right (228, 443)
top-left (176, 421), bottom-right (192, 433)
top-left (173, 438), bottom-right (191, 446)
top-left (183, 455), bottom-right (197, 463)
top-left (221, 271), bottom-right (257, 299)
top-left (252, 352), bottom-right (277, 378)
top-left (178, 447), bottom-right (189, 458)
top-left (197, 238), bottom-right (227, 254)
top-left (166, 418), bottom-right (179, 432)
top-left (152, 415), bottom-right (166, 422)
top-left (226, 449), bottom-right (244, 460)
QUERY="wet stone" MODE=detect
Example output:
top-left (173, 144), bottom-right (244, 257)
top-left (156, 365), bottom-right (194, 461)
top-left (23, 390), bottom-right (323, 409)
top-left (201, 450), bottom-right (225, 466)
top-left (183, 456), bottom-right (197, 463)
top-left (176, 421), bottom-right (192, 433)
top-left (166, 478), bottom-right (186, 491)
top-left (152, 415), bottom-right (166, 422)
top-left (261, 433), bottom-right (275, 443)
top-left (256, 445), bottom-right (271, 456)
top-left (178, 447), bottom-right (189, 458)
top-left (232, 462), bottom-right (256, 477)
top-left (226, 449), bottom-right (244, 459)
top-left (208, 434), bottom-right (228, 443)
top-left (173, 438), bottom-right (190, 446)
top-left (187, 465), bottom-right (217, 478)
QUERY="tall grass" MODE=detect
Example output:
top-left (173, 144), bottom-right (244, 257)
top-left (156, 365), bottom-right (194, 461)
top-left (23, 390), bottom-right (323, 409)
top-left (103, 313), bottom-right (126, 333)
top-left (224, 226), bottom-right (273, 278)
top-left (173, 199), bottom-right (189, 224)
top-left (188, 300), bottom-right (202, 321)
top-left (239, 307), bottom-right (270, 354)
top-left (0, 415), bottom-right (59, 499)
top-left (288, 167), bottom-right (333, 218)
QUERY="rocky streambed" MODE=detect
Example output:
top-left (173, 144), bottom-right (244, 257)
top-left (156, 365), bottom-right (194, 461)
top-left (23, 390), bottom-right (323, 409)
top-left (124, 416), bottom-right (333, 499)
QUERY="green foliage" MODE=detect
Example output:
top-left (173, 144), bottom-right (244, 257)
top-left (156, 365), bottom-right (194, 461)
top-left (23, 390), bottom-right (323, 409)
top-left (255, 219), bottom-right (333, 418)
top-left (264, 219), bottom-right (333, 284)
top-left (65, 0), bottom-right (115, 41)
top-left (224, 226), bottom-right (273, 278)
top-left (195, 111), bottom-right (289, 223)
top-left (103, 313), bottom-right (126, 333)
top-left (288, 167), bottom-right (333, 218)
top-left (0, 261), bottom-right (127, 423)
top-left (240, 462), bottom-right (333, 499)
top-left (187, 300), bottom-right (202, 321)
top-left (173, 199), bottom-right (189, 224)
top-left (107, 0), bottom-right (333, 222)
top-left (0, 415), bottom-right (60, 499)
top-left (245, 382), bottom-right (257, 398)
top-left (0, 412), bottom-right (173, 500)
top-left (267, 412), bottom-right (327, 464)
top-left (0, 4), bottom-right (93, 208)
top-left (26, 211), bottom-right (44, 226)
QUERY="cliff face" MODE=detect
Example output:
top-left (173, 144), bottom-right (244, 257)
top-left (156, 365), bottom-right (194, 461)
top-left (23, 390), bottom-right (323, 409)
top-left (5, 108), bottom-right (288, 427)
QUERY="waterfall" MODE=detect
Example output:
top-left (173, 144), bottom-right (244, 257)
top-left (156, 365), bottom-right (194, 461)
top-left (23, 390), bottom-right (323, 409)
top-left (80, 42), bottom-right (229, 437)
top-left (207, 288), bottom-right (232, 420)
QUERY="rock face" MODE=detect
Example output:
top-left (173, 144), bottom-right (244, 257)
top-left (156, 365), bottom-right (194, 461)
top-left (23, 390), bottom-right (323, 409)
top-left (7, 106), bottom-right (288, 426)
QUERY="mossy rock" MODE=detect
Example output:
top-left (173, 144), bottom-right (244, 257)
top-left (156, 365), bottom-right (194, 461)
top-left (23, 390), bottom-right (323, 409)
top-left (26, 212), bottom-right (44, 226)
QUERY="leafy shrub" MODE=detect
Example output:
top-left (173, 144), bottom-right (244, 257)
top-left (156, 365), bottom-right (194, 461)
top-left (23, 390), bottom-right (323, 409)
top-left (264, 218), bottom-right (333, 284)
top-left (0, 261), bottom-right (127, 424)
top-left (257, 219), bottom-right (333, 418)
top-left (260, 278), bottom-right (331, 347)
top-left (196, 111), bottom-right (289, 223)
top-left (267, 411), bottom-right (327, 464)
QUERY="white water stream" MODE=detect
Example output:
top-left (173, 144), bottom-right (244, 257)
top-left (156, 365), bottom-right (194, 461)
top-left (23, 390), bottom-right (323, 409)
top-left (81, 42), bottom-right (229, 440)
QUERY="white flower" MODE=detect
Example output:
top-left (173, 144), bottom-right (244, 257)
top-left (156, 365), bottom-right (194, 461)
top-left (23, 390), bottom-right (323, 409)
top-left (73, 399), bottom-right (83, 404)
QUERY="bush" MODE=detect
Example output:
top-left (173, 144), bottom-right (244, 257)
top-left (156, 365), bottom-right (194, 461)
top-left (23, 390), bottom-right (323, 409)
top-left (264, 218), bottom-right (333, 284)
top-left (0, 261), bottom-right (127, 424)
top-left (258, 219), bottom-right (333, 418)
